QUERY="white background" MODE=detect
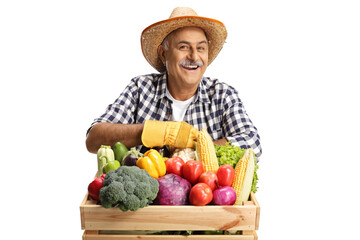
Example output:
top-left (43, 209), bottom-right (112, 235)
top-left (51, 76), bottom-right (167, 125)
top-left (1, 0), bottom-right (359, 239)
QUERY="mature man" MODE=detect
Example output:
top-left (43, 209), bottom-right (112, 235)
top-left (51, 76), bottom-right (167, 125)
top-left (86, 7), bottom-right (262, 158)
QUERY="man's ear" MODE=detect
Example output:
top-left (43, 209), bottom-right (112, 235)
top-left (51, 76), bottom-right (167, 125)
top-left (157, 45), bottom-right (166, 65)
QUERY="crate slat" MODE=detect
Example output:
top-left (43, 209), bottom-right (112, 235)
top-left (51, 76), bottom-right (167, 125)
top-left (250, 192), bottom-right (260, 230)
top-left (83, 230), bottom-right (257, 240)
top-left (81, 198), bottom-right (257, 231)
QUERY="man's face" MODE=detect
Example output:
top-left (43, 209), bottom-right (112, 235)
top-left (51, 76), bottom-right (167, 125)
top-left (159, 27), bottom-right (209, 89)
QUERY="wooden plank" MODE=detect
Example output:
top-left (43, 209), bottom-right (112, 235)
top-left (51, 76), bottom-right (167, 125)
top-left (80, 192), bottom-right (89, 230)
top-left (82, 230), bottom-right (98, 240)
top-left (81, 192), bottom-right (260, 233)
top-left (82, 203), bottom-right (257, 231)
top-left (254, 230), bottom-right (258, 240)
top-left (250, 192), bottom-right (260, 230)
top-left (242, 230), bottom-right (257, 240)
top-left (82, 230), bottom-right (256, 240)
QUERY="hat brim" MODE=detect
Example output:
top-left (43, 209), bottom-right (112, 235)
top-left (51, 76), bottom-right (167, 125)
top-left (141, 16), bottom-right (227, 73)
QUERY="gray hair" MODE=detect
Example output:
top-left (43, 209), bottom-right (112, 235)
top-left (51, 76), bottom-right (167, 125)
top-left (160, 32), bottom-right (171, 51)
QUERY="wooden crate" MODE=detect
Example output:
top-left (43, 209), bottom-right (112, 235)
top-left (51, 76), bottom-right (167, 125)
top-left (80, 192), bottom-right (260, 240)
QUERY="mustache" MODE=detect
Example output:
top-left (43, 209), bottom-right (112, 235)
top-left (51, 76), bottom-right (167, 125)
top-left (178, 59), bottom-right (204, 68)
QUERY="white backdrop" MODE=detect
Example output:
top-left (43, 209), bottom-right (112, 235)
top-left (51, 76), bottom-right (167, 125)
top-left (1, 1), bottom-right (359, 239)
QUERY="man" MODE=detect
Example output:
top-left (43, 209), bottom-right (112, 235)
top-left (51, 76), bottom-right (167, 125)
top-left (86, 7), bottom-right (262, 158)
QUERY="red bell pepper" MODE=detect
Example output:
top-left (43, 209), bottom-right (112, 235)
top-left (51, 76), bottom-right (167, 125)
top-left (182, 160), bottom-right (204, 185)
top-left (165, 156), bottom-right (185, 177)
top-left (216, 164), bottom-right (235, 187)
top-left (88, 174), bottom-right (106, 202)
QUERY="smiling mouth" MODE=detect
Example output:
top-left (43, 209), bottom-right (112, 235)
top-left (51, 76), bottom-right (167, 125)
top-left (179, 59), bottom-right (203, 71)
top-left (182, 65), bottom-right (200, 70)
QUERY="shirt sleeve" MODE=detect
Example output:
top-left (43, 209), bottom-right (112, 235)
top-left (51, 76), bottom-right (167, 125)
top-left (86, 79), bottom-right (139, 134)
top-left (221, 90), bottom-right (262, 159)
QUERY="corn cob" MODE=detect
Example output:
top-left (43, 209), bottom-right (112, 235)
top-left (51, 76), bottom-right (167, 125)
top-left (232, 148), bottom-right (255, 205)
top-left (196, 128), bottom-right (219, 172)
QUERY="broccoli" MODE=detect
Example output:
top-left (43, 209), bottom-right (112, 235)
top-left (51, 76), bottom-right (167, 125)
top-left (99, 166), bottom-right (159, 211)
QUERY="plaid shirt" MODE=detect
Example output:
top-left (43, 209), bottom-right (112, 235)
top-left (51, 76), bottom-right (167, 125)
top-left (89, 73), bottom-right (262, 158)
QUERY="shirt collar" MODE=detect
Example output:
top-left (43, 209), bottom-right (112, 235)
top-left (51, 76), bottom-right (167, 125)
top-left (154, 73), bottom-right (168, 102)
top-left (155, 73), bottom-right (211, 103)
top-left (196, 78), bottom-right (211, 103)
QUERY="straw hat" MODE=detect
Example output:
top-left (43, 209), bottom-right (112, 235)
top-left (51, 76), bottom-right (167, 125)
top-left (141, 7), bottom-right (227, 72)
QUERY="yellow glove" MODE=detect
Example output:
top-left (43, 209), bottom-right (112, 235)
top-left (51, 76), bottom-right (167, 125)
top-left (141, 120), bottom-right (199, 148)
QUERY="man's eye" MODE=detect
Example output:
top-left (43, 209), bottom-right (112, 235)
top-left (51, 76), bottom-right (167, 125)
top-left (198, 46), bottom-right (207, 51)
top-left (179, 45), bottom-right (188, 50)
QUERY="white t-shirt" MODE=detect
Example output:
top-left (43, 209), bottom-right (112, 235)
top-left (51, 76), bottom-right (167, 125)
top-left (166, 87), bottom-right (195, 121)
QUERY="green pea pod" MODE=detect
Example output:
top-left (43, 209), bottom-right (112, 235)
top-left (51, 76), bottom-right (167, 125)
top-left (103, 160), bottom-right (121, 173)
top-left (113, 142), bottom-right (129, 162)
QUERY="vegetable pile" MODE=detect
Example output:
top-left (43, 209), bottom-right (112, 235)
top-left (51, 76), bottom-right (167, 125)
top-left (215, 143), bottom-right (259, 194)
top-left (87, 135), bottom-right (259, 211)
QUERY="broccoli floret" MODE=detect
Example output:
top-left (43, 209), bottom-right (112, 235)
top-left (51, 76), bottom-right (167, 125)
top-left (99, 166), bottom-right (159, 212)
top-left (148, 177), bottom-right (160, 200)
top-left (120, 195), bottom-right (141, 211)
top-left (102, 170), bottom-right (120, 187)
top-left (99, 181), bottom-right (126, 208)
top-left (123, 181), bottom-right (136, 194)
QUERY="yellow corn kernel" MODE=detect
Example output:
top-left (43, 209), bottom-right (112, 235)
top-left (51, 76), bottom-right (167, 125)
top-left (197, 128), bottom-right (219, 173)
top-left (232, 149), bottom-right (251, 205)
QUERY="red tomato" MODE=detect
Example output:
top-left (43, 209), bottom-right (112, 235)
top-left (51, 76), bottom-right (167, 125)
top-left (189, 183), bottom-right (213, 206)
top-left (216, 164), bottom-right (235, 187)
top-left (182, 160), bottom-right (204, 185)
top-left (165, 157), bottom-right (185, 177)
top-left (198, 171), bottom-right (218, 191)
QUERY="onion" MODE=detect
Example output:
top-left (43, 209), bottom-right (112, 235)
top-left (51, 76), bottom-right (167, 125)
top-left (212, 186), bottom-right (237, 205)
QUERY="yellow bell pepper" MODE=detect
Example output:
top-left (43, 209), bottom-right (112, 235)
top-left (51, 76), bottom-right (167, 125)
top-left (136, 149), bottom-right (166, 178)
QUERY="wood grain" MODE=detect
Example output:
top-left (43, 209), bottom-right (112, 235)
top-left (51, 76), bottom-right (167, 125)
top-left (80, 192), bottom-right (260, 239)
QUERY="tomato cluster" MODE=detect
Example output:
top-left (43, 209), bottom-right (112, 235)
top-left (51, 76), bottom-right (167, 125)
top-left (165, 157), bottom-right (236, 206)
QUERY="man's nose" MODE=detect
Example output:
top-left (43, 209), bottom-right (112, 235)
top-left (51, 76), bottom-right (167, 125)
top-left (188, 48), bottom-right (199, 61)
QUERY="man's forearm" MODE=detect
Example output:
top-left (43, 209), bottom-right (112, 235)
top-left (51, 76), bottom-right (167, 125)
top-left (213, 138), bottom-right (227, 146)
top-left (86, 122), bottom-right (144, 153)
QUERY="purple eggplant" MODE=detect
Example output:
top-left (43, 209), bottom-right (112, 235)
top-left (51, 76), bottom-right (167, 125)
top-left (156, 146), bottom-right (171, 158)
top-left (121, 147), bottom-right (143, 166)
top-left (140, 145), bottom-right (171, 158)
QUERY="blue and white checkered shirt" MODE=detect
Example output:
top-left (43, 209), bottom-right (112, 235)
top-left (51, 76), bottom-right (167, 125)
top-left (89, 73), bottom-right (262, 158)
